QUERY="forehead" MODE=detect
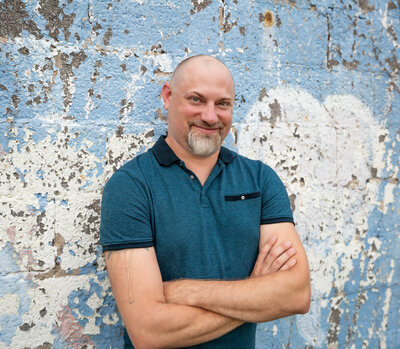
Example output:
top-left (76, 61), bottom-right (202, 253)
top-left (173, 58), bottom-right (235, 97)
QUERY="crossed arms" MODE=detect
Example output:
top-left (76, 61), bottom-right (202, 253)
top-left (105, 222), bottom-right (311, 349)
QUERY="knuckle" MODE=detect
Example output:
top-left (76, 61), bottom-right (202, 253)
top-left (270, 249), bottom-right (280, 258)
top-left (271, 260), bottom-right (280, 269)
top-left (261, 244), bottom-right (271, 254)
top-left (264, 256), bottom-right (274, 266)
top-left (282, 251), bottom-right (291, 259)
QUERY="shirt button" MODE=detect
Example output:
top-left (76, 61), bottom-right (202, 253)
top-left (241, 195), bottom-right (245, 200)
top-left (190, 175), bottom-right (195, 180)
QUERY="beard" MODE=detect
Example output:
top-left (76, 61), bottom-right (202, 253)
top-left (187, 123), bottom-right (223, 157)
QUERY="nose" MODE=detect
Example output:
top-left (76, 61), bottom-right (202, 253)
top-left (201, 102), bottom-right (218, 125)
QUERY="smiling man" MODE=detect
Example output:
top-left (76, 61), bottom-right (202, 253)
top-left (100, 55), bottom-right (311, 349)
top-left (165, 56), bottom-right (233, 160)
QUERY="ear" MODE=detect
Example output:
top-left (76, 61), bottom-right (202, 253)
top-left (162, 83), bottom-right (172, 110)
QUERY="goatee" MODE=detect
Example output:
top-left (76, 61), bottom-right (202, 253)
top-left (187, 125), bottom-right (222, 157)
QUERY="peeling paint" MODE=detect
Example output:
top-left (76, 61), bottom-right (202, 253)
top-left (191, 0), bottom-right (212, 15)
top-left (260, 11), bottom-right (275, 28)
top-left (0, 0), bottom-right (42, 39)
top-left (54, 306), bottom-right (95, 348)
top-left (37, 0), bottom-right (76, 41)
top-left (1, 1), bottom-right (399, 348)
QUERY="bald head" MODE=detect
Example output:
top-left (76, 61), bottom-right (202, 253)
top-left (170, 55), bottom-right (234, 94)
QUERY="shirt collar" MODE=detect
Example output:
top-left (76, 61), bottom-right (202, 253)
top-left (151, 135), bottom-right (236, 166)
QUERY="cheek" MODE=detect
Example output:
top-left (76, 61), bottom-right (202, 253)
top-left (168, 112), bottom-right (190, 135)
top-left (220, 113), bottom-right (232, 138)
top-left (220, 111), bottom-right (232, 127)
top-left (221, 128), bottom-right (230, 140)
top-left (180, 104), bottom-right (199, 116)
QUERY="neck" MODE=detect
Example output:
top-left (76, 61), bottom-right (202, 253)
top-left (165, 135), bottom-right (219, 185)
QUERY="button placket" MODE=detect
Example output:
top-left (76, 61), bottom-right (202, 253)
top-left (200, 189), bottom-right (209, 208)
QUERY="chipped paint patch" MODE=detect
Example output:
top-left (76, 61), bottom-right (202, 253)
top-left (54, 306), bottom-right (95, 348)
top-left (260, 11), bottom-right (274, 28)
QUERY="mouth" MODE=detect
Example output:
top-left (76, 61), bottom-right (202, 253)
top-left (193, 125), bottom-right (220, 134)
top-left (190, 122), bottom-right (223, 135)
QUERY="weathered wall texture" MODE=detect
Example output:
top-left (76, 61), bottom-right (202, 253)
top-left (0, 0), bottom-right (399, 348)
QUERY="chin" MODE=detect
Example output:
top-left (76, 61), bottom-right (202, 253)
top-left (187, 132), bottom-right (221, 157)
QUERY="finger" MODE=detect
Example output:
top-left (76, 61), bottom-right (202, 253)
top-left (268, 247), bottom-right (296, 272)
top-left (257, 235), bottom-right (278, 263)
top-left (263, 241), bottom-right (293, 272)
top-left (251, 238), bottom-right (275, 276)
top-left (280, 258), bottom-right (297, 271)
top-left (251, 235), bottom-right (278, 276)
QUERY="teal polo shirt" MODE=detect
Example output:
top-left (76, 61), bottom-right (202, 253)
top-left (100, 135), bottom-right (294, 348)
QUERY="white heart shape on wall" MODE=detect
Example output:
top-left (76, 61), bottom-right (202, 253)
top-left (237, 86), bottom-right (388, 345)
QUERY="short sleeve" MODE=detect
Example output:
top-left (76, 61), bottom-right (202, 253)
top-left (100, 168), bottom-right (154, 251)
top-left (261, 165), bottom-right (294, 225)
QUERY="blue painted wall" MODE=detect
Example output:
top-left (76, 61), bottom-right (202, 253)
top-left (0, 0), bottom-right (399, 347)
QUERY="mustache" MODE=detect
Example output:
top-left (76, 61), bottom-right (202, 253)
top-left (188, 121), bottom-right (224, 129)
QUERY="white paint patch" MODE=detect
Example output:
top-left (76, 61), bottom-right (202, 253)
top-left (380, 6), bottom-right (399, 49)
top-left (10, 274), bottom-right (113, 348)
top-left (379, 259), bottom-right (395, 349)
top-left (1, 125), bottom-right (155, 273)
top-left (120, 73), bottom-right (143, 122)
top-left (238, 87), bottom-right (387, 345)
top-left (382, 181), bottom-right (396, 214)
top-left (0, 294), bottom-right (19, 315)
top-left (148, 54), bottom-right (174, 75)
top-left (103, 312), bottom-right (119, 325)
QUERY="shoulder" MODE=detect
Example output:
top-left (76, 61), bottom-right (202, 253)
top-left (104, 150), bottom-right (155, 191)
top-left (229, 150), bottom-right (277, 177)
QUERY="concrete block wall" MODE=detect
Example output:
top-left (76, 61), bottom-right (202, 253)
top-left (0, 0), bottom-right (399, 348)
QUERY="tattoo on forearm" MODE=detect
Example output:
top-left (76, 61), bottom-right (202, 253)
top-left (105, 251), bottom-right (116, 274)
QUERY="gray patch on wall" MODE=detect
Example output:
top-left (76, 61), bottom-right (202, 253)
top-left (0, 0), bottom-right (42, 39)
top-left (191, 0), bottom-right (212, 15)
top-left (38, 0), bottom-right (76, 41)
top-left (269, 99), bottom-right (282, 126)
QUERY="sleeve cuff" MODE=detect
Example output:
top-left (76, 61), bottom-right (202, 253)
top-left (261, 217), bottom-right (295, 225)
top-left (101, 241), bottom-right (154, 251)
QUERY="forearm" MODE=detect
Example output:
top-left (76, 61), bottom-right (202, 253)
top-left (122, 300), bottom-right (243, 349)
top-left (164, 270), bottom-right (310, 323)
top-left (164, 224), bottom-right (312, 323)
top-left (105, 247), bottom-right (242, 349)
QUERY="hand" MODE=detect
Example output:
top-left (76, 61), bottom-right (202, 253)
top-left (250, 235), bottom-right (297, 277)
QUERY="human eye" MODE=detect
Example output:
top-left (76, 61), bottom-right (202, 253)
top-left (218, 100), bottom-right (231, 107)
top-left (189, 96), bottom-right (201, 103)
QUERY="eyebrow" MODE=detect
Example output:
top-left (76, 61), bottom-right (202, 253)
top-left (187, 91), bottom-right (233, 102)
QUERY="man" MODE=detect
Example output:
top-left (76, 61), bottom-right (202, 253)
top-left (100, 55), bottom-right (311, 348)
